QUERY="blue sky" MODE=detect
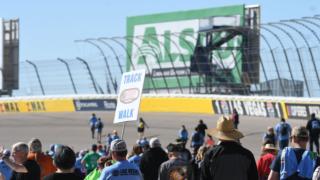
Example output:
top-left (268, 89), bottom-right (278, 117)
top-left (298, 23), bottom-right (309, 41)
top-left (1, 0), bottom-right (319, 61)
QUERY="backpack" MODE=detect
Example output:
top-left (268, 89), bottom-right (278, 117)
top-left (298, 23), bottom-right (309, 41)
top-left (312, 120), bottom-right (320, 129)
top-left (192, 132), bottom-right (201, 143)
top-left (280, 124), bottom-right (288, 136)
top-left (312, 120), bottom-right (320, 133)
top-left (96, 121), bottom-right (103, 129)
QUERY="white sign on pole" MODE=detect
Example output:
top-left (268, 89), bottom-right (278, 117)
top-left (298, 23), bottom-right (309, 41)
top-left (114, 69), bottom-right (146, 124)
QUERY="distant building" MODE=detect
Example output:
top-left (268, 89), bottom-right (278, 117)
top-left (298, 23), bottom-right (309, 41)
top-left (260, 78), bottom-right (304, 97)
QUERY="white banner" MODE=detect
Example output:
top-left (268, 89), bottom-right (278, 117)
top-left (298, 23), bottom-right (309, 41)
top-left (113, 69), bottom-right (146, 123)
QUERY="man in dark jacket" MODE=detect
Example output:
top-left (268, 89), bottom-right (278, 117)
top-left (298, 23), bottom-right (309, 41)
top-left (200, 116), bottom-right (258, 180)
top-left (306, 113), bottom-right (320, 153)
top-left (140, 137), bottom-right (168, 180)
top-left (196, 119), bottom-right (208, 137)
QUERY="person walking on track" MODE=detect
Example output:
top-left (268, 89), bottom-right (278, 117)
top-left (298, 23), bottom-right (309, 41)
top-left (137, 117), bottom-right (149, 138)
top-left (89, 113), bottom-right (98, 139)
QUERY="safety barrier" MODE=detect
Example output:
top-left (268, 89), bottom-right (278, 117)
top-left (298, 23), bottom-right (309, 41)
top-left (0, 94), bottom-right (319, 119)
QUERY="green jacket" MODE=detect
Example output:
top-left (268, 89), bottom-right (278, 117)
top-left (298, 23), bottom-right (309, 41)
top-left (84, 168), bottom-right (101, 180)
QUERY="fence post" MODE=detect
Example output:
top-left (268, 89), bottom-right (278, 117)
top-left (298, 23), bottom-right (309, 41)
top-left (75, 40), bottom-right (116, 93)
top-left (75, 57), bottom-right (100, 94)
top-left (26, 60), bottom-right (45, 95)
top-left (57, 58), bottom-right (78, 94)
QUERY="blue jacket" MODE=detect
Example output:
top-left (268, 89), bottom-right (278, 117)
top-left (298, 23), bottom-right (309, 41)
top-left (179, 129), bottom-right (188, 141)
top-left (191, 131), bottom-right (204, 147)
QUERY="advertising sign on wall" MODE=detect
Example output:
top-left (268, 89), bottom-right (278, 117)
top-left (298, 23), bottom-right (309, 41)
top-left (285, 103), bottom-right (320, 119)
top-left (0, 99), bottom-right (75, 113)
top-left (212, 99), bottom-right (283, 118)
top-left (73, 99), bottom-right (117, 111)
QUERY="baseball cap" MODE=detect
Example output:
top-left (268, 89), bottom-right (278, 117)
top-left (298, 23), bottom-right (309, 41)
top-left (149, 137), bottom-right (161, 148)
top-left (110, 139), bottom-right (127, 152)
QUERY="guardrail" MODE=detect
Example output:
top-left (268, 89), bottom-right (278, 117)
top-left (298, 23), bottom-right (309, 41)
top-left (0, 94), bottom-right (319, 120)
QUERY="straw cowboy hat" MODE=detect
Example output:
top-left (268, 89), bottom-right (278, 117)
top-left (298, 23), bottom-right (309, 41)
top-left (206, 116), bottom-right (244, 141)
top-left (263, 143), bottom-right (277, 151)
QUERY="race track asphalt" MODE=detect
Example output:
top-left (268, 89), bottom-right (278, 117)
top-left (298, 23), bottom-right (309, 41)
top-left (0, 112), bottom-right (308, 159)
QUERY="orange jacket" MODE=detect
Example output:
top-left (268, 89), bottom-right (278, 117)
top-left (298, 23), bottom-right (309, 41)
top-left (28, 152), bottom-right (57, 180)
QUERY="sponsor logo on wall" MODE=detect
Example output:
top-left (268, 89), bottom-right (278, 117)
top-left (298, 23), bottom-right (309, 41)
top-left (0, 102), bottom-right (20, 112)
top-left (26, 101), bottom-right (46, 112)
top-left (286, 103), bottom-right (320, 119)
top-left (0, 101), bottom-right (47, 113)
top-left (212, 100), bottom-right (282, 118)
top-left (74, 99), bottom-right (117, 111)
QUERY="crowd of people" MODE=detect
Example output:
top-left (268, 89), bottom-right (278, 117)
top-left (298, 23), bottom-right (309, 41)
top-left (1, 111), bottom-right (320, 180)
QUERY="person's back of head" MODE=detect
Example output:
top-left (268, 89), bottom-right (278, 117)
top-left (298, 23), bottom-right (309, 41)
top-left (97, 156), bottom-right (109, 170)
top-left (199, 119), bottom-right (203, 124)
top-left (290, 126), bottom-right (309, 150)
top-left (91, 144), bottom-right (98, 152)
top-left (281, 118), bottom-right (286, 122)
top-left (267, 126), bottom-right (274, 133)
top-left (113, 130), bottom-right (118, 135)
top-left (291, 126), bottom-right (309, 143)
top-left (110, 139), bottom-right (128, 160)
top-left (149, 137), bottom-right (161, 148)
top-left (169, 166), bottom-right (188, 180)
top-left (311, 113), bottom-right (316, 119)
top-left (132, 144), bottom-right (142, 155)
top-left (92, 113), bottom-right (96, 117)
top-left (54, 145), bottom-right (76, 171)
top-left (166, 143), bottom-right (181, 159)
top-left (233, 108), bottom-right (238, 113)
top-left (28, 138), bottom-right (42, 153)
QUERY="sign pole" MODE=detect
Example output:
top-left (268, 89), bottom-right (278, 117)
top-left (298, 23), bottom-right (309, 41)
top-left (121, 122), bottom-right (126, 139)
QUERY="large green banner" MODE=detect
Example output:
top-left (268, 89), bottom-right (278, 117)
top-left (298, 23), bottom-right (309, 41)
top-left (127, 5), bottom-right (245, 90)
